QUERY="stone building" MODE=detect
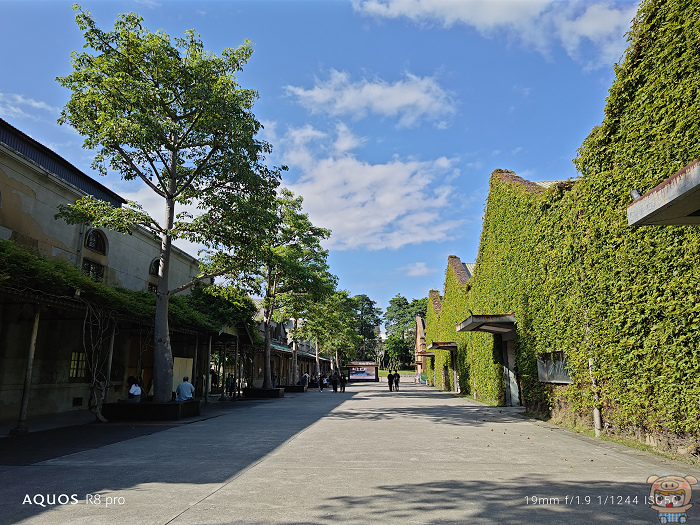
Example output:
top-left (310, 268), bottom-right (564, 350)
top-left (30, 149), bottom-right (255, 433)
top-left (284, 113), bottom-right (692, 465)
top-left (0, 117), bottom-right (209, 427)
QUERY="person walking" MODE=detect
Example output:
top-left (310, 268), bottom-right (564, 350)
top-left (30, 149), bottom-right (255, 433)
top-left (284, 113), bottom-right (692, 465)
top-left (226, 373), bottom-right (234, 397)
top-left (340, 373), bottom-right (346, 393)
top-left (393, 370), bottom-right (400, 392)
top-left (331, 371), bottom-right (339, 393)
top-left (387, 370), bottom-right (394, 392)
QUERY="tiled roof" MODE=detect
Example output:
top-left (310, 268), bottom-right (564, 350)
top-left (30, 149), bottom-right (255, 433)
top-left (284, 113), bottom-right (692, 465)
top-left (447, 255), bottom-right (476, 285)
top-left (0, 117), bottom-right (125, 207)
top-left (429, 290), bottom-right (443, 315)
top-left (493, 169), bottom-right (573, 194)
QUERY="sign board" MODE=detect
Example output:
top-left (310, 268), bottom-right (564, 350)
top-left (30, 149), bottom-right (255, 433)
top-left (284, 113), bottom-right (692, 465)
top-left (347, 362), bottom-right (379, 382)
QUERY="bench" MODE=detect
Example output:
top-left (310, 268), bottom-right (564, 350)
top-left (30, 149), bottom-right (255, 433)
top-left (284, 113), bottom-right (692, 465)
top-left (242, 387), bottom-right (285, 399)
top-left (278, 385), bottom-right (307, 393)
top-left (101, 399), bottom-right (201, 421)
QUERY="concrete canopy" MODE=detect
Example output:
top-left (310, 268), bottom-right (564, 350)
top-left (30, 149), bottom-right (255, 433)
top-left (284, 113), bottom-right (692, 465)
top-left (427, 342), bottom-right (457, 351)
top-left (456, 314), bottom-right (516, 334)
top-left (627, 158), bottom-right (700, 226)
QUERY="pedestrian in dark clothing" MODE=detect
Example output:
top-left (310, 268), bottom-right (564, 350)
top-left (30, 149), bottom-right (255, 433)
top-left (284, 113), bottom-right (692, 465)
top-left (387, 371), bottom-right (394, 392)
top-left (340, 373), bottom-right (346, 392)
top-left (393, 370), bottom-right (400, 392)
top-left (226, 373), bottom-right (234, 396)
top-left (331, 371), bottom-right (339, 393)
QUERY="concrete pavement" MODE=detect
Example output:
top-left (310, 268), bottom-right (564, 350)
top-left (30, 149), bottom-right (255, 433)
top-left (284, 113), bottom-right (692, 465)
top-left (2, 382), bottom-right (700, 524)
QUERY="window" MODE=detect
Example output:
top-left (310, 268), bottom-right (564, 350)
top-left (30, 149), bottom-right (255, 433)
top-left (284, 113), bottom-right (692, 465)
top-left (82, 259), bottom-right (104, 281)
top-left (536, 351), bottom-right (572, 384)
top-left (69, 351), bottom-right (86, 381)
top-left (149, 258), bottom-right (160, 276)
top-left (84, 229), bottom-right (106, 254)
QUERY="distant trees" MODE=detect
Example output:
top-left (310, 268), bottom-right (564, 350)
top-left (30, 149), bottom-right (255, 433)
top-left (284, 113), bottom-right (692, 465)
top-left (253, 189), bottom-right (332, 389)
top-left (296, 289), bottom-right (359, 374)
top-left (352, 294), bottom-right (382, 361)
top-left (55, 6), bottom-right (283, 401)
top-left (383, 294), bottom-right (427, 369)
top-left (384, 294), bottom-right (427, 341)
top-left (383, 335), bottom-right (412, 370)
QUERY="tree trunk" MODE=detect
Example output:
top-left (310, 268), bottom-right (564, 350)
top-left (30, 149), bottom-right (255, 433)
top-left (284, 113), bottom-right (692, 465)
top-left (153, 195), bottom-right (175, 403)
top-left (292, 318), bottom-right (299, 385)
top-left (315, 340), bottom-right (320, 376)
top-left (262, 266), bottom-right (274, 389)
top-left (263, 320), bottom-right (272, 389)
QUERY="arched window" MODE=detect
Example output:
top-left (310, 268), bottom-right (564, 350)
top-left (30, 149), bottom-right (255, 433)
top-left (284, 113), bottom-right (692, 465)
top-left (84, 229), bottom-right (106, 254)
top-left (149, 258), bottom-right (160, 276)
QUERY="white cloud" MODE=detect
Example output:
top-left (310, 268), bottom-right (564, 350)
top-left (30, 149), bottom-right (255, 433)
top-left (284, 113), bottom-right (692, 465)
top-left (281, 125), bottom-right (463, 250)
top-left (354, 0), bottom-right (639, 68)
top-left (552, 3), bottom-right (639, 69)
top-left (0, 91), bottom-right (60, 121)
top-left (334, 123), bottom-right (367, 155)
top-left (133, 0), bottom-right (162, 9)
top-left (285, 69), bottom-right (457, 128)
top-left (400, 261), bottom-right (439, 277)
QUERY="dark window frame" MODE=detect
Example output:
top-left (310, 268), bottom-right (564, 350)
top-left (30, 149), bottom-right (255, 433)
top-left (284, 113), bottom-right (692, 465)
top-left (69, 351), bottom-right (87, 382)
top-left (84, 229), bottom-right (106, 254)
top-left (82, 258), bottom-right (104, 281)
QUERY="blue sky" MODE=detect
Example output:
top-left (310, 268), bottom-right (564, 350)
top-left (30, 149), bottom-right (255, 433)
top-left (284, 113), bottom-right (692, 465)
top-left (0, 0), bottom-right (639, 318)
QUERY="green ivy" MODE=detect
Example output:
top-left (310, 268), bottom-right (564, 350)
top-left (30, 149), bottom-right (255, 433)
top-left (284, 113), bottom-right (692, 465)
top-left (0, 239), bottom-right (252, 333)
top-left (425, 0), bottom-right (700, 438)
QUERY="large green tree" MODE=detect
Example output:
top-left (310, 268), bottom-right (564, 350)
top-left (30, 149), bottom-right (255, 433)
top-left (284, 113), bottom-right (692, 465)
top-left (383, 334), bottom-right (413, 370)
top-left (384, 294), bottom-right (427, 340)
top-left (296, 289), bottom-right (359, 375)
top-left (282, 270), bottom-right (337, 385)
top-left (255, 188), bottom-right (332, 389)
top-left (56, 7), bottom-right (283, 402)
top-left (352, 294), bottom-right (382, 361)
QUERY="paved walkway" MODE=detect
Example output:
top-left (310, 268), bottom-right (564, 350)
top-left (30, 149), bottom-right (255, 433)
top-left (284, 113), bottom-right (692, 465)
top-left (2, 382), bottom-right (700, 525)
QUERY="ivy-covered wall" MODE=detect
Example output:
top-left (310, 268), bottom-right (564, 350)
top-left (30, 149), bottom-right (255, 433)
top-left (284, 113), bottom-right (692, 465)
top-left (425, 0), bottom-right (700, 452)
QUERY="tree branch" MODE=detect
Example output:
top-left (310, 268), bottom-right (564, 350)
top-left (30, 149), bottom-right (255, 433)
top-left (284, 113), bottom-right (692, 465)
top-left (113, 144), bottom-right (167, 198)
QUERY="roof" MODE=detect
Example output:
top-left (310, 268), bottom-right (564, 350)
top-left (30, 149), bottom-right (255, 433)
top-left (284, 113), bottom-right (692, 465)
top-left (493, 169), bottom-right (570, 194)
top-left (456, 314), bottom-right (516, 334)
top-left (428, 290), bottom-right (443, 315)
top-left (627, 158), bottom-right (700, 226)
top-left (447, 255), bottom-right (475, 285)
top-left (0, 117), bottom-right (125, 207)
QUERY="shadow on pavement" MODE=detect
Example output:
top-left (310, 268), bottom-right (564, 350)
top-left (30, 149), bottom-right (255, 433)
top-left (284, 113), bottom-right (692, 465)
top-left (327, 403), bottom-right (525, 427)
top-left (313, 478), bottom-right (659, 525)
top-left (1, 390), bottom-right (355, 524)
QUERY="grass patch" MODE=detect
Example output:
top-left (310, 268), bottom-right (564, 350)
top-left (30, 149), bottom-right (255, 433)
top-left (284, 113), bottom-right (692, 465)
top-left (378, 369), bottom-right (414, 377)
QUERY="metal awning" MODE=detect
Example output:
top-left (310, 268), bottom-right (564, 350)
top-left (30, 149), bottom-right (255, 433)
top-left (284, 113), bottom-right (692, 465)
top-left (427, 342), bottom-right (457, 352)
top-left (627, 158), bottom-right (700, 226)
top-left (456, 314), bottom-right (516, 334)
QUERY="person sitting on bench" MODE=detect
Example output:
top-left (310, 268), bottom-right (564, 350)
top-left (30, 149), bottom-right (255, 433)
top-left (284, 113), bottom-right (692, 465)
top-left (175, 376), bottom-right (195, 401)
top-left (119, 376), bottom-right (141, 403)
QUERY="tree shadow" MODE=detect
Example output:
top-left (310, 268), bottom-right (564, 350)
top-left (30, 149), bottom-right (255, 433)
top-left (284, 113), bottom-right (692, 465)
top-left (327, 403), bottom-right (526, 427)
top-left (1, 391), bottom-right (355, 523)
top-left (311, 478), bottom-right (661, 525)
